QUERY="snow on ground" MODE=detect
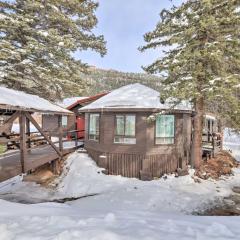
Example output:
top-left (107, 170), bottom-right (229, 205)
top-left (11, 123), bottom-right (38, 133)
top-left (51, 137), bottom-right (84, 149)
top-left (224, 129), bottom-right (240, 161)
top-left (56, 153), bottom-right (239, 214)
top-left (0, 133), bottom-right (239, 239)
top-left (1, 200), bottom-right (240, 240)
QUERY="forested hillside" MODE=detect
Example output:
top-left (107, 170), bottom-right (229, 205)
top-left (79, 66), bottom-right (162, 95)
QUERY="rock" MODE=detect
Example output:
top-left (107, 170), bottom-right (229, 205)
top-left (232, 187), bottom-right (240, 194)
top-left (101, 169), bottom-right (108, 175)
top-left (162, 175), bottom-right (168, 180)
top-left (192, 176), bottom-right (201, 183)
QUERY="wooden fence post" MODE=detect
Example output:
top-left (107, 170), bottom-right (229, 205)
top-left (19, 112), bottom-right (27, 173)
top-left (58, 115), bottom-right (63, 157)
top-left (212, 137), bottom-right (215, 158)
top-left (75, 131), bottom-right (78, 148)
top-left (26, 117), bottom-right (31, 150)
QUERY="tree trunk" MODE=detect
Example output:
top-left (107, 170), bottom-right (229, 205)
top-left (218, 119), bottom-right (224, 151)
top-left (192, 97), bottom-right (204, 169)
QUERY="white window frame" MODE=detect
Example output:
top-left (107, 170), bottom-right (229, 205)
top-left (114, 114), bottom-right (136, 145)
top-left (61, 116), bottom-right (68, 128)
top-left (88, 113), bottom-right (100, 142)
top-left (155, 115), bottom-right (175, 145)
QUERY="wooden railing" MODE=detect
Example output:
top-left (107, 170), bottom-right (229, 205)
top-left (202, 132), bottom-right (222, 158)
top-left (0, 129), bottom-right (85, 152)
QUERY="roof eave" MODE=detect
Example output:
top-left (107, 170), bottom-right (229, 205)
top-left (79, 107), bottom-right (193, 114)
top-left (67, 92), bottom-right (108, 110)
top-left (0, 104), bottom-right (73, 115)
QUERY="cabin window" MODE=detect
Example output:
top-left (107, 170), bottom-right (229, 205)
top-left (114, 114), bottom-right (136, 144)
top-left (155, 115), bottom-right (175, 144)
top-left (89, 114), bottom-right (100, 141)
top-left (61, 116), bottom-right (68, 128)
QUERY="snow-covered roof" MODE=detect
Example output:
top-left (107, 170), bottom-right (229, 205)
top-left (205, 114), bottom-right (216, 120)
top-left (58, 97), bottom-right (87, 108)
top-left (80, 83), bottom-right (192, 112)
top-left (0, 86), bottom-right (72, 114)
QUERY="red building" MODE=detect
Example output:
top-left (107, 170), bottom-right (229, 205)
top-left (66, 92), bottom-right (107, 138)
top-left (42, 92), bottom-right (107, 139)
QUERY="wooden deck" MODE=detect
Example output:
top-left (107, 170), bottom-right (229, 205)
top-left (0, 142), bottom-right (83, 182)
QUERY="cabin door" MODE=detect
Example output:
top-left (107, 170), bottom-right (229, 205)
top-left (76, 116), bottom-right (85, 139)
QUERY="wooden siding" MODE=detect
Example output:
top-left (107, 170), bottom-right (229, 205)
top-left (67, 114), bottom-right (76, 131)
top-left (42, 114), bottom-right (76, 135)
top-left (42, 115), bottom-right (59, 132)
top-left (144, 154), bottom-right (178, 178)
top-left (87, 147), bottom-right (180, 178)
top-left (85, 111), bottom-right (192, 179)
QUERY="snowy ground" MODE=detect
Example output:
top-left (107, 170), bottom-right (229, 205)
top-left (0, 131), bottom-right (239, 240)
top-left (223, 129), bottom-right (240, 162)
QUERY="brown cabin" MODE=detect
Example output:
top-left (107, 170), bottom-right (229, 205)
top-left (80, 83), bottom-right (194, 179)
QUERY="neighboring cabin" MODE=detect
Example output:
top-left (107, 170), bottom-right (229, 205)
top-left (42, 93), bottom-right (107, 138)
top-left (0, 86), bottom-right (73, 181)
top-left (80, 83), bottom-right (194, 179)
top-left (202, 114), bottom-right (222, 158)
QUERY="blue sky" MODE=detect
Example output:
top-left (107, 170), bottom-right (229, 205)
top-left (75, 0), bottom-right (183, 73)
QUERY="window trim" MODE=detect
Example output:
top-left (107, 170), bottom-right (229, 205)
top-left (88, 113), bottom-right (100, 142)
top-left (155, 114), bottom-right (175, 145)
top-left (114, 114), bottom-right (136, 145)
top-left (61, 115), bottom-right (68, 128)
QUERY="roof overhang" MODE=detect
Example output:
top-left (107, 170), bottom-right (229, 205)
top-left (0, 104), bottom-right (73, 115)
top-left (79, 107), bottom-right (193, 114)
top-left (67, 92), bottom-right (108, 110)
top-left (0, 86), bottom-right (73, 115)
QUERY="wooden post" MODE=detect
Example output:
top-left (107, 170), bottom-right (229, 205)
top-left (19, 113), bottom-right (27, 173)
top-left (26, 117), bottom-right (31, 150)
top-left (0, 111), bottom-right (20, 134)
top-left (75, 131), bottom-right (78, 148)
top-left (25, 112), bottom-right (62, 157)
top-left (58, 115), bottom-right (63, 156)
top-left (212, 137), bottom-right (215, 158)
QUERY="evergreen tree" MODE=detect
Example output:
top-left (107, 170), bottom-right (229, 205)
top-left (0, 0), bottom-right (106, 100)
top-left (79, 66), bottom-right (162, 95)
top-left (140, 0), bottom-right (240, 168)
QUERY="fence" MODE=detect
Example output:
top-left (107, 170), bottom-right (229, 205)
top-left (87, 148), bottom-right (180, 179)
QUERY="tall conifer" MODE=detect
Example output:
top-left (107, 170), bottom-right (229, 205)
top-left (140, 0), bottom-right (240, 167)
top-left (0, 0), bottom-right (106, 99)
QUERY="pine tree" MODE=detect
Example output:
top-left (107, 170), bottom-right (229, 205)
top-left (140, 0), bottom-right (240, 168)
top-left (0, 0), bottom-right (106, 100)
